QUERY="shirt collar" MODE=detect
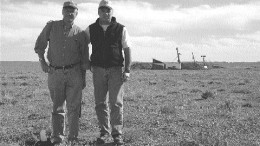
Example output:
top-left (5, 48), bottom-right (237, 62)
top-left (62, 20), bottom-right (74, 29)
top-left (97, 17), bottom-right (117, 26)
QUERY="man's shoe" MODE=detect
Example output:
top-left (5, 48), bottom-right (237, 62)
top-left (34, 138), bottom-right (52, 146)
top-left (51, 141), bottom-right (63, 146)
top-left (51, 140), bottom-right (66, 146)
top-left (96, 133), bottom-right (109, 145)
top-left (113, 134), bottom-right (124, 145)
top-left (67, 139), bottom-right (80, 146)
top-left (50, 137), bottom-right (64, 146)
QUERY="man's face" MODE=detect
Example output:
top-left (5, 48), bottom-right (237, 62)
top-left (62, 7), bottom-right (78, 23)
top-left (98, 6), bottom-right (113, 22)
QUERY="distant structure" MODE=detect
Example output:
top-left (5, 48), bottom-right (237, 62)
top-left (201, 55), bottom-right (206, 65)
top-left (175, 47), bottom-right (182, 69)
top-left (152, 58), bottom-right (166, 70)
top-left (201, 55), bottom-right (208, 69)
top-left (192, 52), bottom-right (196, 65)
top-left (150, 48), bottom-right (211, 70)
top-left (151, 47), bottom-right (182, 70)
top-left (153, 59), bottom-right (164, 64)
top-left (176, 47), bottom-right (181, 64)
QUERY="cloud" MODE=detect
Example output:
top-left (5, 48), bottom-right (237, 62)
top-left (120, 1), bottom-right (259, 36)
top-left (1, 1), bottom-right (61, 44)
top-left (113, 1), bottom-right (260, 62)
top-left (0, 0), bottom-right (260, 62)
top-left (131, 36), bottom-right (177, 62)
top-left (236, 31), bottom-right (260, 42)
top-left (1, 1), bottom-right (60, 61)
top-left (178, 36), bottom-right (260, 62)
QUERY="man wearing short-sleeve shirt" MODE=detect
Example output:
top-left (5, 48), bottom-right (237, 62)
top-left (85, 0), bottom-right (132, 145)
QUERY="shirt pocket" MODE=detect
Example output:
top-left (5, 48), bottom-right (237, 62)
top-left (67, 36), bottom-right (80, 54)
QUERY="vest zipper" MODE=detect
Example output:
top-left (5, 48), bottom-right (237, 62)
top-left (103, 30), bottom-right (106, 66)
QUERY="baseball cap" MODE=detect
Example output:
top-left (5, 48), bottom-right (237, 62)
top-left (63, 1), bottom-right (78, 9)
top-left (98, 0), bottom-right (113, 9)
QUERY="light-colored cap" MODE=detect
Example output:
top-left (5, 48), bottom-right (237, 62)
top-left (63, 1), bottom-right (78, 9)
top-left (98, 0), bottom-right (113, 9)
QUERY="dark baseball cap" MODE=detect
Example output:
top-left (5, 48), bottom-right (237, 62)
top-left (63, 1), bottom-right (78, 9)
top-left (98, 0), bottom-right (113, 10)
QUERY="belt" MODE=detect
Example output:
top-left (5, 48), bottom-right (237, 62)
top-left (50, 62), bottom-right (80, 70)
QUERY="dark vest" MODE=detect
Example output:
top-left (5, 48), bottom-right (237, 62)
top-left (89, 17), bottom-right (124, 68)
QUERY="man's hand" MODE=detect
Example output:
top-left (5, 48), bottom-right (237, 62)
top-left (121, 72), bottom-right (130, 82)
top-left (40, 59), bottom-right (50, 73)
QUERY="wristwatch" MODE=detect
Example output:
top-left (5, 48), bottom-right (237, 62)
top-left (124, 68), bottom-right (130, 73)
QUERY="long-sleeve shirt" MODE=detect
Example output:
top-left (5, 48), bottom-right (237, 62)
top-left (34, 20), bottom-right (89, 70)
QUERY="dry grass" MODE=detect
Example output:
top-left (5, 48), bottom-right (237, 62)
top-left (1, 62), bottom-right (260, 146)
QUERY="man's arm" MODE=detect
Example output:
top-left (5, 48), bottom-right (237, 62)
top-left (34, 21), bottom-right (53, 73)
top-left (121, 27), bottom-right (132, 73)
top-left (121, 47), bottom-right (132, 82)
top-left (121, 27), bottom-right (132, 81)
top-left (124, 47), bottom-right (132, 73)
top-left (79, 30), bottom-right (90, 71)
top-left (79, 29), bottom-right (91, 89)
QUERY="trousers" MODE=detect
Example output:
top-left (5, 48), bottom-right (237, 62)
top-left (48, 66), bottom-right (83, 141)
top-left (92, 66), bottom-right (124, 136)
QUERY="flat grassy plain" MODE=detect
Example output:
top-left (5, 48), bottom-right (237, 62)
top-left (0, 61), bottom-right (260, 146)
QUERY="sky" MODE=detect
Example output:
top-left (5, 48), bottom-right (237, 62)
top-left (1, 0), bottom-right (260, 62)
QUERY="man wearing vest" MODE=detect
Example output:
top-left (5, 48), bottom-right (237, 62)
top-left (85, 0), bottom-right (132, 145)
top-left (34, 1), bottom-right (89, 145)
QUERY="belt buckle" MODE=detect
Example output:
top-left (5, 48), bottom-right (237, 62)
top-left (62, 66), bottom-right (65, 70)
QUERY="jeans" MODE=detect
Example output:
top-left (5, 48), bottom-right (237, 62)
top-left (48, 65), bottom-right (83, 142)
top-left (92, 66), bottom-right (124, 136)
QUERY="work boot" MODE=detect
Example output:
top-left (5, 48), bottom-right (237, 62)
top-left (67, 139), bottom-right (80, 146)
top-left (34, 138), bottom-right (52, 146)
top-left (96, 133), bottom-right (109, 145)
top-left (50, 137), bottom-right (65, 146)
top-left (112, 134), bottom-right (124, 145)
top-left (51, 141), bottom-right (65, 146)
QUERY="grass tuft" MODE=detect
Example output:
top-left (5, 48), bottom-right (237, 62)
top-left (232, 89), bottom-right (251, 94)
top-left (160, 106), bottom-right (177, 115)
top-left (2, 82), bottom-right (8, 86)
top-left (242, 103), bottom-right (253, 108)
top-left (20, 82), bottom-right (29, 86)
top-left (201, 91), bottom-right (214, 99)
